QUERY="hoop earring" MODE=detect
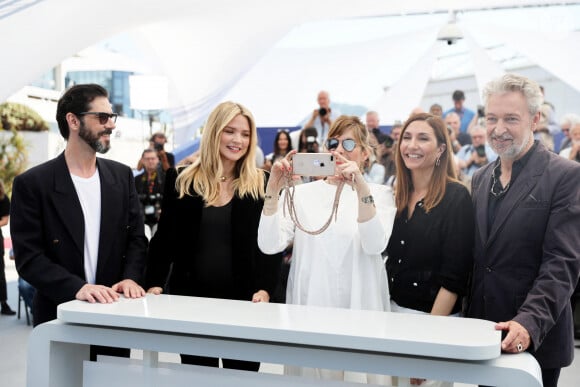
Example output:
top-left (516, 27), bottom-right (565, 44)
top-left (435, 157), bottom-right (441, 167)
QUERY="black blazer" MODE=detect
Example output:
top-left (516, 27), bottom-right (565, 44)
top-left (10, 153), bottom-right (147, 325)
top-left (145, 168), bottom-right (282, 301)
top-left (467, 142), bottom-right (580, 369)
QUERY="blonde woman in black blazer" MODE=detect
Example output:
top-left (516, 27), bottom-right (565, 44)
top-left (145, 101), bottom-right (281, 371)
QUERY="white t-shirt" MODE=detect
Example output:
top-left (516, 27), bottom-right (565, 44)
top-left (71, 170), bottom-right (101, 285)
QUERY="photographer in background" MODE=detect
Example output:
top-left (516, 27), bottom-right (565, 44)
top-left (150, 132), bottom-right (175, 171)
top-left (135, 149), bottom-right (164, 237)
top-left (378, 134), bottom-right (397, 185)
top-left (298, 127), bottom-right (319, 154)
top-left (455, 125), bottom-right (497, 183)
top-left (303, 90), bottom-right (340, 146)
top-left (136, 132), bottom-right (175, 172)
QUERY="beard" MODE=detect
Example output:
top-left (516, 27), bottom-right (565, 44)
top-left (79, 121), bottom-right (111, 154)
top-left (490, 129), bottom-right (533, 160)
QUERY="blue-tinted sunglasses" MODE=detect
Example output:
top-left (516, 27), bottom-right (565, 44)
top-left (325, 138), bottom-right (356, 152)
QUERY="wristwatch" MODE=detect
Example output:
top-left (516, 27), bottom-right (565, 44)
top-left (361, 195), bottom-right (375, 205)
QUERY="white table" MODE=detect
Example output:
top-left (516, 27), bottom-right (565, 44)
top-left (26, 294), bottom-right (542, 386)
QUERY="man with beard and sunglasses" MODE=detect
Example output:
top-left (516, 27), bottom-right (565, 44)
top-left (467, 74), bottom-right (580, 387)
top-left (10, 84), bottom-right (147, 360)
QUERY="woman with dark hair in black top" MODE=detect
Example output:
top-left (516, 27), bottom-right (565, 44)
top-left (264, 130), bottom-right (293, 171)
top-left (385, 113), bottom-right (474, 387)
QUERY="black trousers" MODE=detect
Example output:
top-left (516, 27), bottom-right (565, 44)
top-left (180, 354), bottom-right (259, 372)
top-left (541, 368), bottom-right (561, 387)
top-left (0, 246), bottom-right (7, 302)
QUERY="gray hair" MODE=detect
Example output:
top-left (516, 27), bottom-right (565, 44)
top-left (468, 124), bottom-right (486, 135)
top-left (444, 111), bottom-right (460, 120)
top-left (560, 113), bottom-right (580, 128)
top-left (482, 73), bottom-right (543, 116)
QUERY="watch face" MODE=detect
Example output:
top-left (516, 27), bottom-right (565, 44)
top-left (361, 195), bottom-right (374, 204)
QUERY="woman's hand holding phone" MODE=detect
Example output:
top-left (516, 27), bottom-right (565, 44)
top-left (328, 152), bottom-right (365, 192)
top-left (267, 150), bottom-right (296, 195)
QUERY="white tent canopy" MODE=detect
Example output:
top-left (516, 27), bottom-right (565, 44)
top-left (1, 0), bottom-right (580, 144)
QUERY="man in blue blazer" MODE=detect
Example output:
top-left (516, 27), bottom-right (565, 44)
top-left (10, 84), bottom-right (147, 332)
top-left (468, 74), bottom-right (580, 387)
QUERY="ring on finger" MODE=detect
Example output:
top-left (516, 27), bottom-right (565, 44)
top-left (517, 343), bottom-right (523, 352)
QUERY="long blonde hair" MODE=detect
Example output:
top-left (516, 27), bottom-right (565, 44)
top-left (394, 113), bottom-right (457, 216)
top-left (175, 101), bottom-right (265, 206)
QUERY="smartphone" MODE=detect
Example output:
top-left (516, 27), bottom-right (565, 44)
top-left (292, 153), bottom-right (335, 176)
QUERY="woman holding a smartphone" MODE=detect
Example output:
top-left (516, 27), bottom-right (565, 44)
top-left (258, 115), bottom-right (396, 383)
top-left (385, 113), bottom-right (474, 387)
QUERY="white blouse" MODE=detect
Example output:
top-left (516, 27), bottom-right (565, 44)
top-left (258, 179), bottom-right (396, 312)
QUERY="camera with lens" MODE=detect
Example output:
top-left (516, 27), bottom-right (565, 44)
top-left (138, 192), bottom-right (163, 224)
top-left (306, 136), bottom-right (317, 153)
top-left (475, 144), bottom-right (486, 158)
top-left (318, 107), bottom-right (328, 117)
top-left (138, 192), bottom-right (163, 207)
top-left (384, 136), bottom-right (394, 149)
top-left (300, 127), bottom-right (319, 153)
top-left (153, 142), bottom-right (164, 152)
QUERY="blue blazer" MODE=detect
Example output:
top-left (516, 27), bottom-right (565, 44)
top-left (467, 142), bottom-right (580, 369)
top-left (11, 153), bottom-right (147, 326)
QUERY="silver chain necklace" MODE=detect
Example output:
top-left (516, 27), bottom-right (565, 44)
top-left (490, 162), bottom-right (510, 197)
top-left (281, 174), bottom-right (345, 235)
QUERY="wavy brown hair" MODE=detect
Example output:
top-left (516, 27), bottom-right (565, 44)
top-left (326, 115), bottom-right (371, 166)
top-left (394, 113), bottom-right (457, 216)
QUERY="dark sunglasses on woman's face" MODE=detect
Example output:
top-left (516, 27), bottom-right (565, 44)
top-left (326, 138), bottom-right (356, 152)
top-left (78, 112), bottom-right (118, 124)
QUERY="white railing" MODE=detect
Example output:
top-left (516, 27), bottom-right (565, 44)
top-left (26, 294), bottom-right (542, 387)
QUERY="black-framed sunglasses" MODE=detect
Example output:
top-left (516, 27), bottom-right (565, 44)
top-left (78, 112), bottom-right (118, 124)
top-left (325, 138), bottom-right (356, 152)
